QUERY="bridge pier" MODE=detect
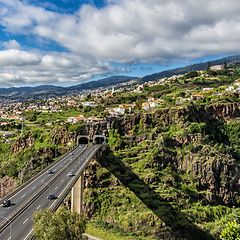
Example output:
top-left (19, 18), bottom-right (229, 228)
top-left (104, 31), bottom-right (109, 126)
top-left (71, 174), bottom-right (84, 215)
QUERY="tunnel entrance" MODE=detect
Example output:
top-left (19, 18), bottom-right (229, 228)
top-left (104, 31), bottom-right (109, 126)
top-left (78, 136), bottom-right (89, 144)
top-left (93, 135), bottom-right (106, 144)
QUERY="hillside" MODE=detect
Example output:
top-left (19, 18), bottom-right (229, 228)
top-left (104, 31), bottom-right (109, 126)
top-left (141, 55), bottom-right (240, 82)
top-left (0, 65), bottom-right (240, 239)
top-left (0, 75), bottom-right (136, 101)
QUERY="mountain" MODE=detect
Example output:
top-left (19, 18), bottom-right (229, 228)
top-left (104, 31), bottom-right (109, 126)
top-left (67, 75), bottom-right (136, 91)
top-left (0, 75), bottom-right (136, 101)
top-left (140, 55), bottom-right (240, 82)
top-left (1, 55), bottom-right (240, 101)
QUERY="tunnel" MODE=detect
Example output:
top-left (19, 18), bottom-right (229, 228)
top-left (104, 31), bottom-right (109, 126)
top-left (93, 135), bottom-right (106, 144)
top-left (78, 136), bottom-right (89, 144)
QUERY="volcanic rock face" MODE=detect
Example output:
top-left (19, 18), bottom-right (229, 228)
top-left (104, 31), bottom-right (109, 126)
top-left (82, 103), bottom-right (240, 207)
top-left (0, 176), bottom-right (17, 198)
top-left (11, 134), bottom-right (35, 154)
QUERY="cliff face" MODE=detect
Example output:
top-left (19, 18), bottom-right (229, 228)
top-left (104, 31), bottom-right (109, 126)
top-left (82, 103), bottom-right (240, 239)
top-left (178, 145), bottom-right (239, 205)
top-left (0, 176), bottom-right (17, 198)
top-left (11, 134), bottom-right (35, 154)
top-left (84, 103), bottom-right (240, 207)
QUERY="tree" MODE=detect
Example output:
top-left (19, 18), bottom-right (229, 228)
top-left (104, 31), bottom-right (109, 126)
top-left (33, 207), bottom-right (86, 240)
top-left (220, 220), bottom-right (240, 240)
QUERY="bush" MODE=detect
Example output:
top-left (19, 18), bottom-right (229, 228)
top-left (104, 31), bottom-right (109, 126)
top-left (220, 220), bottom-right (240, 240)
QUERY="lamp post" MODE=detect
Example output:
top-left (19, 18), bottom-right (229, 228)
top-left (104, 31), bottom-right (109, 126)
top-left (0, 216), bottom-right (12, 239)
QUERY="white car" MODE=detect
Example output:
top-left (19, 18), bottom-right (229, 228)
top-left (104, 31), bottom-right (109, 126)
top-left (67, 172), bottom-right (74, 177)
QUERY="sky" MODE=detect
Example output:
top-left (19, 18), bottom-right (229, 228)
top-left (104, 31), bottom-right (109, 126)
top-left (0, 0), bottom-right (240, 87)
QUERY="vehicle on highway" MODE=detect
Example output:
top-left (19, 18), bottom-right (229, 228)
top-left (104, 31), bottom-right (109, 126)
top-left (2, 199), bottom-right (11, 207)
top-left (67, 171), bottom-right (74, 177)
top-left (47, 194), bottom-right (56, 200)
top-left (47, 169), bottom-right (53, 174)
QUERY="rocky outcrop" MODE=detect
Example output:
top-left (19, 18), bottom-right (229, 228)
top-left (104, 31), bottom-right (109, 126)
top-left (0, 176), bottom-right (17, 198)
top-left (178, 147), bottom-right (239, 205)
top-left (11, 134), bottom-right (35, 154)
top-left (51, 127), bottom-right (75, 145)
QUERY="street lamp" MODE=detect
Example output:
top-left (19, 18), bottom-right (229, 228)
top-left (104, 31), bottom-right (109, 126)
top-left (0, 216), bottom-right (12, 239)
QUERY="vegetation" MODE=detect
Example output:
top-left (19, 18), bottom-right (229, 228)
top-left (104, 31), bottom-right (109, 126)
top-left (220, 221), bottom-right (240, 240)
top-left (33, 207), bottom-right (86, 240)
top-left (1, 66), bottom-right (240, 239)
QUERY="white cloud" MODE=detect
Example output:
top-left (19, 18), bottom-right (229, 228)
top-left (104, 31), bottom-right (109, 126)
top-left (0, 48), bottom-right (114, 86)
top-left (3, 39), bottom-right (21, 49)
top-left (0, 49), bottom-right (40, 66)
top-left (0, 0), bottom-right (240, 86)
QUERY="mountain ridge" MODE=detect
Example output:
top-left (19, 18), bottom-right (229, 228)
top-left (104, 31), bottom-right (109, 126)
top-left (1, 55), bottom-right (240, 100)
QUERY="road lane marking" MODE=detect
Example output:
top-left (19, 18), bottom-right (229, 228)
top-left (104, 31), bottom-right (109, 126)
top-left (21, 194), bottom-right (26, 198)
top-left (61, 180), bottom-right (64, 183)
top-left (24, 230), bottom-right (33, 240)
top-left (37, 205), bottom-right (41, 209)
top-left (23, 218), bottom-right (29, 224)
top-left (55, 186), bottom-right (58, 190)
top-left (32, 186), bottom-right (36, 189)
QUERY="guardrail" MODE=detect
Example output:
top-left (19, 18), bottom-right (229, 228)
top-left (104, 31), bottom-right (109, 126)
top-left (0, 144), bottom-right (84, 206)
top-left (0, 146), bottom-right (89, 234)
top-left (51, 145), bottom-right (102, 211)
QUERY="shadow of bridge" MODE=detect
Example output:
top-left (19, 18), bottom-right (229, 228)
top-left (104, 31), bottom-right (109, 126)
top-left (97, 149), bottom-right (214, 240)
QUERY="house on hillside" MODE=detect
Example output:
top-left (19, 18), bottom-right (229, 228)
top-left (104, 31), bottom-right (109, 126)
top-left (209, 64), bottom-right (224, 71)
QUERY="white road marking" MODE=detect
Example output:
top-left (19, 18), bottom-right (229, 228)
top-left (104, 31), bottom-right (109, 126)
top-left (21, 194), bottom-right (26, 198)
top-left (32, 186), bottom-right (36, 189)
top-left (36, 205), bottom-right (41, 209)
top-left (61, 180), bottom-right (64, 183)
top-left (23, 218), bottom-right (29, 224)
top-left (24, 230), bottom-right (33, 240)
top-left (55, 186), bottom-right (58, 190)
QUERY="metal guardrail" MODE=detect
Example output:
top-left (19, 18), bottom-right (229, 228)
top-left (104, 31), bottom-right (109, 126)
top-left (26, 145), bottom-right (102, 240)
top-left (50, 145), bottom-right (101, 211)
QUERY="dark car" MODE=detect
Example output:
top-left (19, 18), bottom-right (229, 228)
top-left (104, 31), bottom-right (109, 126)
top-left (47, 169), bottom-right (53, 174)
top-left (47, 194), bottom-right (56, 200)
top-left (2, 199), bottom-right (11, 207)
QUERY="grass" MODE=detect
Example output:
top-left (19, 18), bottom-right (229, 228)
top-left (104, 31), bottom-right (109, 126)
top-left (86, 223), bottom-right (156, 240)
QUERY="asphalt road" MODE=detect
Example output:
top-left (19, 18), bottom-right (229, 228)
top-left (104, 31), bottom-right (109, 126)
top-left (0, 145), bottom-right (86, 225)
top-left (0, 145), bottom-right (100, 240)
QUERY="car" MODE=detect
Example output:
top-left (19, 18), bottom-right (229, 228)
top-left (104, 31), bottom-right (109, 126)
top-left (47, 194), bottom-right (56, 200)
top-left (2, 199), bottom-right (11, 207)
top-left (47, 169), bottom-right (53, 174)
top-left (67, 171), bottom-right (74, 177)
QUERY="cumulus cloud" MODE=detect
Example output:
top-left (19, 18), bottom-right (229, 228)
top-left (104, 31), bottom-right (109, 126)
top-left (3, 39), bottom-right (21, 49)
top-left (0, 0), bottom-right (240, 86)
top-left (0, 49), bottom-right (113, 86)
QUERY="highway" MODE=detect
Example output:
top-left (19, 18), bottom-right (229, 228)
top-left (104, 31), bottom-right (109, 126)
top-left (0, 144), bottom-right (101, 240)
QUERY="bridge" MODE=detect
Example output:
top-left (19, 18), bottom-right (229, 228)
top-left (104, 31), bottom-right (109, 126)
top-left (0, 136), bottom-right (106, 240)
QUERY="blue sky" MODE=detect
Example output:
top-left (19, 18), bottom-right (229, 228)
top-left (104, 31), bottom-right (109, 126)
top-left (0, 0), bottom-right (239, 87)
